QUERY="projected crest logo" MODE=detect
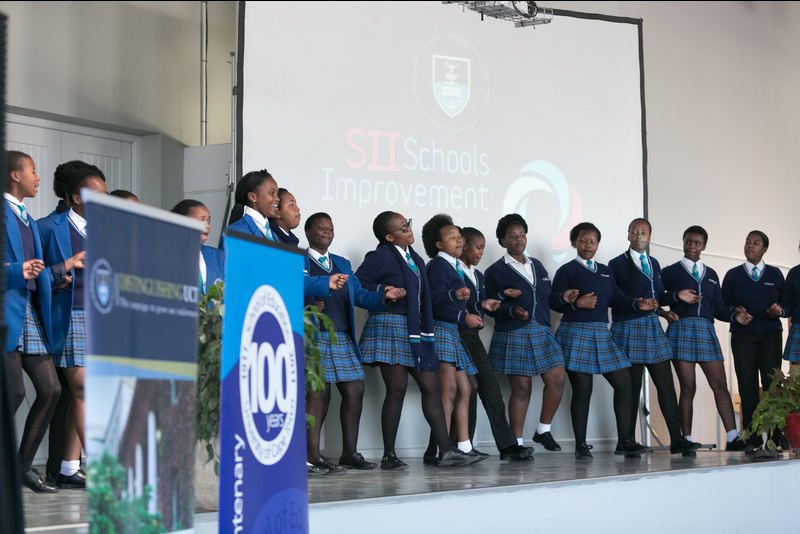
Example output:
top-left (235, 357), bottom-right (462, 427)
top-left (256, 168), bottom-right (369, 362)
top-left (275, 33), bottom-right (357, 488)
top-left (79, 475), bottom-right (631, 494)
top-left (502, 161), bottom-right (584, 263)
top-left (413, 35), bottom-right (489, 132)
top-left (239, 285), bottom-right (298, 465)
top-left (89, 259), bottom-right (114, 314)
top-left (433, 55), bottom-right (470, 118)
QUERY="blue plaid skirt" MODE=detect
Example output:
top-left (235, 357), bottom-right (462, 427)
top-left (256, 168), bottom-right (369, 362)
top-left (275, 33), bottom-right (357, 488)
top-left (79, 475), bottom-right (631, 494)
top-left (783, 323), bottom-right (800, 363)
top-left (359, 312), bottom-right (416, 367)
top-left (555, 322), bottom-right (630, 375)
top-left (611, 314), bottom-right (672, 365)
top-left (666, 316), bottom-right (723, 362)
top-left (434, 321), bottom-right (477, 375)
top-left (54, 309), bottom-right (86, 368)
top-left (320, 331), bottom-right (365, 383)
top-left (19, 298), bottom-right (49, 355)
top-left (489, 321), bottom-right (565, 377)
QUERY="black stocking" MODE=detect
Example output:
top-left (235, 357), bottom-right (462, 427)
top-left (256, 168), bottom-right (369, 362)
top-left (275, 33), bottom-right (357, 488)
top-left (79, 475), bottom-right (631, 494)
top-left (378, 364), bottom-right (409, 456)
top-left (306, 384), bottom-right (331, 463)
top-left (647, 360), bottom-right (682, 442)
top-left (567, 371), bottom-right (593, 445)
top-left (603, 368), bottom-right (633, 442)
top-left (336, 380), bottom-right (365, 457)
top-left (410, 369), bottom-right (454, 455)
top-left (17, 354), bottom-right (61, 471)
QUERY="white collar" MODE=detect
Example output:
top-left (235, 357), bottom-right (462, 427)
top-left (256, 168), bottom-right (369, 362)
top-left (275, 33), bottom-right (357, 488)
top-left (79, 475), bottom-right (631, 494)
top-left (503, 253), bottom-right (530, 266)
top-left (745, 260), bottom-right (764, 273)
top-left (680, 257), bottom-right (704, 272)
top-left (68, 208), bottom-right (87, 234)
top-left (395, 244), bottom-right (410, 257)
top-left (4, 193), bottom-right (23, 208)
top-left (244, 206), bottom-right (268, 234)
top-left (437, 251), bottom-right (459, 269)
top-left (575, 256), bottom-right (597, 270)
top-left (308, 247), bottom-right (330, 264)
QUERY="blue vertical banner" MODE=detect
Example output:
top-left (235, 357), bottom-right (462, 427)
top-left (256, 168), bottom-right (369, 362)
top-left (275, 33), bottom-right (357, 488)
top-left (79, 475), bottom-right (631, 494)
top-left (83, 191), bottom-right (205, 534)
top-left (218, 231), bottom-right (307, 534)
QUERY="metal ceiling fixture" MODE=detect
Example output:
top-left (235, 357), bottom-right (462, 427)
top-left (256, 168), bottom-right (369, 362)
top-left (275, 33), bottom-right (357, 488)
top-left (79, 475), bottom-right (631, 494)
top-left (443, 1), bottom-right (554, 28)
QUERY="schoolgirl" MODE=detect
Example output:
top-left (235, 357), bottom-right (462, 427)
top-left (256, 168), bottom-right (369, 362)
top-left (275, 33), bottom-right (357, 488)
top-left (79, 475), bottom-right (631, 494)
top-left (660, 225), bottom-right (751, 451)
top-left (170, 199), bottom-right (225, 294)
top-left (459, 226), bottom-right (534, 461)
top-left (221, 169), bottom-right (281, 247)
top-left (4, 151), bottom-right (61, 493)
top-left (550, 222), bottom-right (657, 459)
top-left (41, 164), bottom-right (107, 489)
top-left (420, 214), bottom-right (485, 462)
top-left (354, 211), bottom-right (478, 469)
top-left (609, 218), bottom-right (702, 455)
top-left (268, 188), bottom-right (302, 246)
top-left (303, 212), bottom-right (406, 474)
top-left (484, 214), bottom-right (566, 454)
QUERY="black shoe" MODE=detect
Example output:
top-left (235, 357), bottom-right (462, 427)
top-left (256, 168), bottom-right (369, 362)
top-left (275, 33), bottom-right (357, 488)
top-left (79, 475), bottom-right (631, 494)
top-left (436, 449), bottom-right (480, 467)
top-left (56, 470), bottom-right (86, 489)
top-left (467, 448), bottom-right (490, 461)
top-left (575, 443), bottom-right (594, 460)
top-left (45, 472), bottom-right (58, 485)
top-left (422, 452), bottom-right (437, 466)
top-left (380, 452), bottom-right (409, 471)
top-left (310, 457), bottom-right (347, 474)
top-left (499, 444), bottom-right (534, 461)
top-left (338, 452), bottom-right (377, 470)
top-left (308, 463), bottom-right (328, 475)
top-left (670, 437), bottom-right (703, 455)
top-left (726, 437), bottom-right (754, 453)
top-left (22, 468), bottom-right (58, 493)
top-left (615, 439), bottom-right (653, 457)
top-left (532, 431), bottom-right (562, 451)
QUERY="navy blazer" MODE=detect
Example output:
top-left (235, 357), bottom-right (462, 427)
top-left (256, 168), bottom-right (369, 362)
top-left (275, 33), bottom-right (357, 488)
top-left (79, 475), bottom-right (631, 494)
top-left (41, 211), bottom-right (81, 355)
top-left (304, 252), bottom-right (384, 359)
top-left (4, 202), bottom-right (55, 353)
top-left (202, 245), bottom-right (226, 294)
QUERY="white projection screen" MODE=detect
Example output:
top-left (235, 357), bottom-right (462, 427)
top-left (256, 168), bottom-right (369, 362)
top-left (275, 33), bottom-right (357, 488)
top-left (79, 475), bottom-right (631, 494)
top-left (240, 2), bottom-right (646, 281)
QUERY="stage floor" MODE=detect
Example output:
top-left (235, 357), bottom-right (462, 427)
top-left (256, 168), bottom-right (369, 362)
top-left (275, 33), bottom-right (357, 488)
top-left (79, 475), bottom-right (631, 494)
top-left (21, 448), bottom-right (799, 532)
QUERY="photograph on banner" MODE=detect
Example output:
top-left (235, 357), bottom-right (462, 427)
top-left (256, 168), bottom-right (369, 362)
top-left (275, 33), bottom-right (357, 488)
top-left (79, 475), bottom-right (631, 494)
top-left (83, 192), bottom-right (204, 534)
top-left (218, 232), bottom-right (308, 534)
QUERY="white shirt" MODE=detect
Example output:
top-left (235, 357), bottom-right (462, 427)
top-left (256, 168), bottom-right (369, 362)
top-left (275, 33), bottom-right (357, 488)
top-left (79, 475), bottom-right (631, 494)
top-left (503, 253), bottom-right (533, 284)
top-left (67, 208), bottom-right (87, 237)
top-left (199, 251), bottom-right (207, 288)
top-left (575, 255), bottom-right (597, 272)
top-left (460, 260), bottom-right (478, 287)
top-left (244, 206), bottom-right (269, 238)
top-left (4, 193), bottom-right (27, 221)
top-left (629, 248), bottom-right (649, 271)
top-left (680, 257), bottom-right (705, 279)
top-left (308, 247), bottom-right (331, 270)
top-left (745, 259), bottom-right (765, 279)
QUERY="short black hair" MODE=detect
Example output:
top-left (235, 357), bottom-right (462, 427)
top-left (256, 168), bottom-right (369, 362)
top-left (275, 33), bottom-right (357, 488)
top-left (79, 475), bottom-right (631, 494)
top-left (66, 165), bottom-right (107, 201)
top-left (628, 218), bottom-right (652, 233)
top-left (569, 222), bottom-right (601, 246)
top-left (4, 150), bottom-right (32, 179)
top-left (421, 213), bottom-right (455, 258)
top-left (305, 212), bottom-right (332, 232)
top-left (747, 230), bottom-right (769, 249)
top-left (171, 199), bottom-right (206, 216)
top-left (109, 189), bottom-right (138, 201)
top-left (462, 227), bottom-right (484, 247)
top-left (372, 210), bottom-right (398, 247)
top-left (495, 214), bottom-right (528, 246)
top-left (683, 225), bottom-right (708, 245)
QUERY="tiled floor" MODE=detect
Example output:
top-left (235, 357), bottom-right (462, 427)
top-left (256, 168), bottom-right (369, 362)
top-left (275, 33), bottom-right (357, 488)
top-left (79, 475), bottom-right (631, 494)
top-left (22, 448), bottom-right (798, 531)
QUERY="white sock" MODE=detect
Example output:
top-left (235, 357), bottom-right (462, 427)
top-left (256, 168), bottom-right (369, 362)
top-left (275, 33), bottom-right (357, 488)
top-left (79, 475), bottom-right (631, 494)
top-left (536, 422), bottom-right (551, 435)
top-left (60, 460), bottom-right (79, 476)
top-left (458, 440), bottom-right (472, 453)
top-left (726, 429), bottom-right (739, 442)
top-left (685, 435), bottom-right (692, 442)
top-left (517, 437), bottom-right (524, 446)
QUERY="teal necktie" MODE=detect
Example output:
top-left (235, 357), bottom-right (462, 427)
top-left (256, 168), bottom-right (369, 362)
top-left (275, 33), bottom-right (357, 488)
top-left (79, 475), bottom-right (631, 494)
top-left (319, 256), bottom-right (330, 271)
top-left (199, 272), bottom-right (204, 293)
top-left (18, 204), bottom-right (29, 226)
top-left (692, 263), bottom-right (700, 281)
top-left (640, 254), bottom-right (651, 277)
top-left (587, 260), bottom-right (595, 272)
top-left (751, 266), bottom-right (758, 281)
top-left (456, 261), bottom-right (465, 280)
top-left (406, 252), bottom-right (419, 275)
